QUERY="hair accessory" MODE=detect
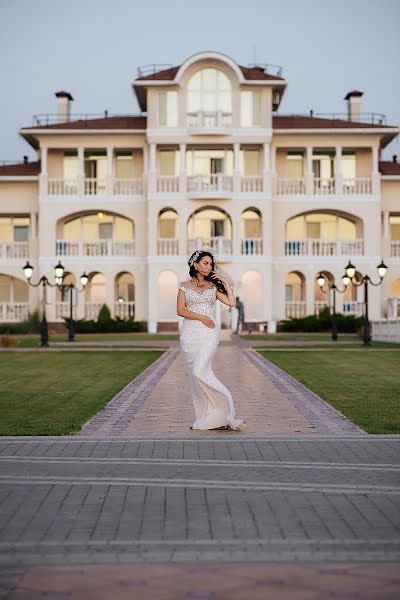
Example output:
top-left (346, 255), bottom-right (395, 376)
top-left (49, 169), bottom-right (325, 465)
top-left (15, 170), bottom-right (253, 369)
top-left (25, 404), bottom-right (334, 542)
top-left (189, 250), bottom-right (201, 266)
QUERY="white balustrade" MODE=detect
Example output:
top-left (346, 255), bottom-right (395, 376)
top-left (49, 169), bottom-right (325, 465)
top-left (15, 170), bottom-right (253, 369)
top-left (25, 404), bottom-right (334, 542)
top-left (113, 177), bottom-right (143, 195)
top-left (241, 238), bottom-right (263, 255)
top-left (343, 177), bottom-right (372, 195)
top-left (84, 178), bottom-right (106, 195)
top-left (285, 301), bottom-right (306, 318)
top-left (390, 241), bottom-right (400, 257)
top-left (0, 302), bottom-right (29, 322)
top-left (314, 301), bottom-right (328, 314)
top-left (48, 178), bottom-right (78, 195)
top-left (187, 174), bottom-right (233, 194)
top-left (285, 238), bottom-right (364, 256)
top-left (114, 301), bottom-right (135, 320)
top-left (386, 297), bottom-right (400, 319)
top-left (240, 176), bottom-right (263, 193)
top-left (56, 239), bottom-right (135, 257)
top-left (187, 110), bottom-right (232, 129)
top-left (156, 176), bottom-right (179, 193)
top-left (55, 302), bottom-right (77, 320)
top-left (276, 178), bottom-right (305, 195)
top-left (157, 238), bottom-right (179, 255)
top-left (313, 177), bottom-right (335, 195)
top-left (341, 301), bottom-right (364, 315)
top-left (85, 302), bottom-right (103, 320)
top-left (0, 241), bottom-right (29, 260)
top-left (372, 319), bottom-right (400, 343)
top-left (187, 237), bottom-right (232, 255)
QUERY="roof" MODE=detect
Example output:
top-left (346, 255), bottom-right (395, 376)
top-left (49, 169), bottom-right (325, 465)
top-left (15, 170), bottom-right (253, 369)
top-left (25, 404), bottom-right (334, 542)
top-left (0, 161), bottom-right (40, 176)
top-left (135, 64), bottom-right (284, 82)
top-left (272, 115), bottom-right (392, 129)
top-left (379, 160), bottom-right (400, 176)
top-left (27, 115), bottom-right (147, 131)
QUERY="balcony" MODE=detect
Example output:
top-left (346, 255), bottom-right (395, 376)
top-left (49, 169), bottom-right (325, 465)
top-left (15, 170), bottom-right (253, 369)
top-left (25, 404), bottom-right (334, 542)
top-left (157, 176), bottom-right (179, 193)
top-left (0, 302), bottom-right (29, 322)
top-left (285, 300), bottom-right (363, 318)
top-left (157, 238), bottom-right (179, 255)
top-left (114, 301), bottom-right (135, 320)
top-left (187, 174), bottom-right (233, 197)
top-left (186, 110), bottom-right (232, 133)
top-left (55, 302), bottom-right (77, 320)
top-left (240, 176), bottom-right (263, 193)
top-left (387, 297), bottom-right (400, 318)
top-left (187, 237), bottom-right (232, 256)
top-left (241, 238), bottom-right (263, 255)
top-left (391, 241), bottom-right (400, 257)
top-left (275, 177), bottom-right (372, 197)
top-left (0, 241), bottom-right (29, 260)
top-left (285, 238), bottom-right (364, 256)
top-left (56, 239), bottom-right (135, 257)
top-left (285, 301), bottom-right (306, 318)
top-left (47, 177), bottom-right (143, 197)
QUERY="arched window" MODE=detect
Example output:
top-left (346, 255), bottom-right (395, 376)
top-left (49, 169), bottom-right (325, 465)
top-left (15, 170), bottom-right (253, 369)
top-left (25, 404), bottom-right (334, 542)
top-left (187, 68), bottom-right (232, 127)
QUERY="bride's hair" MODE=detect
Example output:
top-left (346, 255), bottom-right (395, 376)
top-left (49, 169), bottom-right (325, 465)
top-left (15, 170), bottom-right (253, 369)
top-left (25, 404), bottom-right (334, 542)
top-left (188, 250), bottom-right (227, 295)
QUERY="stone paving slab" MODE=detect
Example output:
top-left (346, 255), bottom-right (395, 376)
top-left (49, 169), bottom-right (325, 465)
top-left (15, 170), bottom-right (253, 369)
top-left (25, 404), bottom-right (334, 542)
top-left (2, 562), bottom-right (400, 599)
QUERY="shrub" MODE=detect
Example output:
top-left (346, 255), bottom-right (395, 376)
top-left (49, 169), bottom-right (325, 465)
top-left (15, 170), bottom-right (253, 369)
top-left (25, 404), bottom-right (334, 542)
top-left (1, 333), bottom-right (20, 347)
top-left (278, 310), bottom-right (363, 333)
top-left (0, 309), bottom-right (41, 335)
top-left (73, 318), bottom-right (147, 333)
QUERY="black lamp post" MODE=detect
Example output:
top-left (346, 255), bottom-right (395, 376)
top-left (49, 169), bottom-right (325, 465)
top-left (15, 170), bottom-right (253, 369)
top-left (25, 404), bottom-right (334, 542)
top-left (22, 261), bottom-right (64, 347)
top-left (56, 272), bottom-right (89, 341)
top-left (317, 272), bottom-right (350, 341)
top-left (23, 261), bottom-right (89, 346)
top-left (344, 259), bottom-right (388, 346)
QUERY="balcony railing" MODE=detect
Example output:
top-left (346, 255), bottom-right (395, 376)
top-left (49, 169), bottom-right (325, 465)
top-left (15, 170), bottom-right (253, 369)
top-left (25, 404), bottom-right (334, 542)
top-left (314, 301), bottom-right (328, 314)
top-left (285, 301), bottom-right (306, 318)
top-left (85, 302), bottom-right (103, 320)
top-left (113, 177), bottom-right (143, 195)
top-left (285, 238), bottom-right (364, 256)
top-left (0, 302), bottom-right (29, 322)
top-left (55, 302), bottom-right (77, 320)
top-left (48, 178), bottom-right (78, 195)
top-left (115, 301), bottom-right (135, 320)
top-left (314, 177), bottom-right (335, 195)
top-left (157, 238), bottom-right (179, 255)
top-left (85, 178), bottom-right (106, 195)
top-left (387, 297), bottom-right (400, 319)
top-left (240, 176), bottom-right (263, 193)
top-left (187, 174), bottom-right (233, 194)
top-left (0, 241), bottom-right (29, 260)
top-left (187, 237), bottom-right (232, 255)
top-left (343, 177), bottom-right (371, 195)
top-left (187, 110), bottom-right (232, 129)
top-left (342, 301), bottom-right (364, 315)
top-left (157, 176), bottom-right (179, 193)
top-left (241, 238), bottom-right (263, 255)
top-left (391, 241), bottom-right (400, 257)
top-left (276, 178), bottom-right (305, 195)
top-left (56, 239), bottom-right (135, 257)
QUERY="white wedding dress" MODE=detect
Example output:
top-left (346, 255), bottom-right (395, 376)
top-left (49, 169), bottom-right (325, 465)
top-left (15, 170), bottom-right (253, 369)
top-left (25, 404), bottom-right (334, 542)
top-left (179, 283), bottom-right (245, 431)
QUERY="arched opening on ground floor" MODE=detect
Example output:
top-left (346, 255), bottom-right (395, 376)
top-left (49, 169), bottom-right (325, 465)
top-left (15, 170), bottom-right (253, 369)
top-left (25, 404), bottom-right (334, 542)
top-left (187, 206), bottom-right (232, 256)
top-left (285, 271), bottom-right (305, 318)
top-left (115, 272), bottom-right (135, 319)
top-left (0, 274), bottom-right (29, 322)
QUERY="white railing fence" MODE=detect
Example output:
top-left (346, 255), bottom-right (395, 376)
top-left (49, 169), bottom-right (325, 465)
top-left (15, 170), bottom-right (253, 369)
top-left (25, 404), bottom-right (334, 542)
top-left (85, 302), bottom-right (103, 321)
top-left (314, 177), bottom-right (335, 195)
top-left (241, 238), bottom-right (263, 255)
top-left (390, 241), bottom-right (400, 257)
top-left (56, 239), bottom-right (135, 257)
top-left (0, 241), bottom-right (29, 260)
top-left (157, 176), bottom-right (179, 193)
top-left (386, 297), bottom-right (400, 319)
top-left (285, 301), bottom-right (306, 318)
top-left (113, 177), bottom-right (143, 195)
top-left (114, 301), bottom-right (135, 320)
top-left (372, 319), bottom-right (400, 343)
top-left (276, 178), bottom-right (305, 195)
top-left (285, 238), bottom-right (364, 256)
top-left (343, 177), bottom-right (372, 195)
top-left (84, 178), bottom-right (106, 195)
top-left (48, 178), bottom-right (78, 195)
top-left (342, 301), bottom-right (364, 315)
top-left (187, 110), bottom-right (232, 129)
top-left (55, 302), bottom-right (77, 320)
top-left (0, 302), bottom-right (29, 322)
top-left (240, 176), bottom-right (262, 193)
top-left (157, 238), bottom-right (179, 255)
top-left (187, 237), bottom-right (232, 255)
top-left (187, 174), bottom-right (233, 193)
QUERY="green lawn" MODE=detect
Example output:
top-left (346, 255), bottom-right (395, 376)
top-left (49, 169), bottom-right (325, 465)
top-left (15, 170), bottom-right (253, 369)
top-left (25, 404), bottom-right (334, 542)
top-left (5, 333), bottom-right (179, 348)
top-left (254, 342), bottom-right (400, 350)
top-left (241, 333), bottom-right (360, 341)
top-left (258, 350), bottom-right (400, 434)
top-left (0, 351), bottom-right (163, 435)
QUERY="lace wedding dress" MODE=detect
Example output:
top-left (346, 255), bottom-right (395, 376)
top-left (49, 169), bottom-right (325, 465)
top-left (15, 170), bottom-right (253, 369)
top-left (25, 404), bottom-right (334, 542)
top-left (179, 283), bottom-right (245, 431)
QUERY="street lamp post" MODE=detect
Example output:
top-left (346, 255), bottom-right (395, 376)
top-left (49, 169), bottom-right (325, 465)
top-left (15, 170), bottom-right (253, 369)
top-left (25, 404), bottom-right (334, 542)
top-left (57, 272), bottom-right (89, 341)
top-left (24, 261), bottom-right (89, 346)
top-left (317, 273), bottom-right (350, 341)
top-left (344, 259), bottom-right (388, 346)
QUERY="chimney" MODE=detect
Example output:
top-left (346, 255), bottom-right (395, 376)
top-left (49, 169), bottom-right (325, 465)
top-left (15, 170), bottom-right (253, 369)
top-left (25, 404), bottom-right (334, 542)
top-left (344, 90), bottom-right (363, 122)
top-left (393, 155), bottom-right (398, 164)
top-left (55, 91), bottom-right (73, 122)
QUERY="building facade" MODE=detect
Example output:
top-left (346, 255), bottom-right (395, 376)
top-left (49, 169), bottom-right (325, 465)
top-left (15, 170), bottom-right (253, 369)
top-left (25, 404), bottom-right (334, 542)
top-left (1, 51), bottom-right (400, 331)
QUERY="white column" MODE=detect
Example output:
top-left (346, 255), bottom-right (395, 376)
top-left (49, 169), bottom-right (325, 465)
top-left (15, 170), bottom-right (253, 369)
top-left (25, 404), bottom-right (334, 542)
top-left (149, 143), bottom-right (156, 171)
top-left (30, 212), bottom-right (37, 239)
top-left (372, 144), bottom-right (380, 195)
top-left (148, 143), bottom-right (156, 194)
top-left (270, 145), bottom-right (277, 195)
top-left (383, 210), bottom-right (390, 239)
top-left (106, 147), bottom-right (114, 196)
top-left (179, 143), bottom-right (186, 193)
top-left (77, 146), bottom-right (84, 195)
top-left (305, 269), bottom-right (315, 316)
top-left (178, 210), bottom-right (187, 256)
top-left (233, 143), bottom-right (240, 194)
top-left (105, 273), bottom-right (115, 318)
top-left (305, 145), bottom-right (313, 195)
top-left (335, 145), bottom-right (343, 194)
top-left (39, 146), bottom-right (48, 198)
top-left (263, 143), bottom-right (271, 195)
top-left (232, 207), bottom-right (241, 256)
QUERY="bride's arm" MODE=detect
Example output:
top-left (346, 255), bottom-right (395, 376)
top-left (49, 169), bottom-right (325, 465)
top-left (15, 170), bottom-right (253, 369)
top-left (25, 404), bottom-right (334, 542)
top-left (214, 277), bottom-right (236, 307)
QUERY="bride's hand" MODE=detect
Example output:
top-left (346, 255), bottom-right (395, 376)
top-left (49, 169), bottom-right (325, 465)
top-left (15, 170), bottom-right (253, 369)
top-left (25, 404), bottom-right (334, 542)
top-left (201, 316), bottom-right (215, 329)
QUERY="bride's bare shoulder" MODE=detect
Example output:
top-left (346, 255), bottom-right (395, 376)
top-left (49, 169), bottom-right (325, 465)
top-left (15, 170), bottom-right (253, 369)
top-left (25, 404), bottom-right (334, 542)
top-left (179, 280), bottom-right (192, 290)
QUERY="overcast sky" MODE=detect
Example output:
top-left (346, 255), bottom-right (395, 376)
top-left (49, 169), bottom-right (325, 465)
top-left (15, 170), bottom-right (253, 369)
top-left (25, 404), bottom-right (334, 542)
top-left (1, 0), bottom-right (399, 161)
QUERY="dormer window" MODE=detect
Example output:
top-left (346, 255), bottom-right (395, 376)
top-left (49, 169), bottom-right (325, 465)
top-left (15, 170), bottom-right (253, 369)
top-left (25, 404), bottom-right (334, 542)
top-left (187, 68), bottom-right (232, 128)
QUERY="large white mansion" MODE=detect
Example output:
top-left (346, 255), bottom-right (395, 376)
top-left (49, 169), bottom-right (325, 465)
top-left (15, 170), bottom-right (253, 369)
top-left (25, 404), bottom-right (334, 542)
top-left (1, 51), bottom-right (400, 331)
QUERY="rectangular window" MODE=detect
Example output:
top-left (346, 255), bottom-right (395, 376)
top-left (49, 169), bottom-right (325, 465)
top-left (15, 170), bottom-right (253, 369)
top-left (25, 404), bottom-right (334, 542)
top-left (99, 222), bottom-right (113, 239)
top-left (159, 91), bottom-right (178, 126)
top-left (14, 226), bottom-right (28, 242)
top-left (285, 285), bottom-right (293, 302)
top-left (390, 216), bottom-right (400, 241)
top-left (211, 220), bottom-right (224, 237)
top-left (240, 91), bottom-right (262, 126)
top-left (210, 158), bottom-right (224, 174)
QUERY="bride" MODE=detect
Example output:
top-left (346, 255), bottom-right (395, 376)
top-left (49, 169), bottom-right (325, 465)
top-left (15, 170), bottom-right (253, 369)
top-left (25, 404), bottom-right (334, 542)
top-left (177, 250), bottom-right (246, 431)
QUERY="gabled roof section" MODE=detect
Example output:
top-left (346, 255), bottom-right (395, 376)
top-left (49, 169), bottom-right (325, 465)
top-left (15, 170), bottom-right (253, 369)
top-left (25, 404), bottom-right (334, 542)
top-left (0, 161), bottom-right (40, 177)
